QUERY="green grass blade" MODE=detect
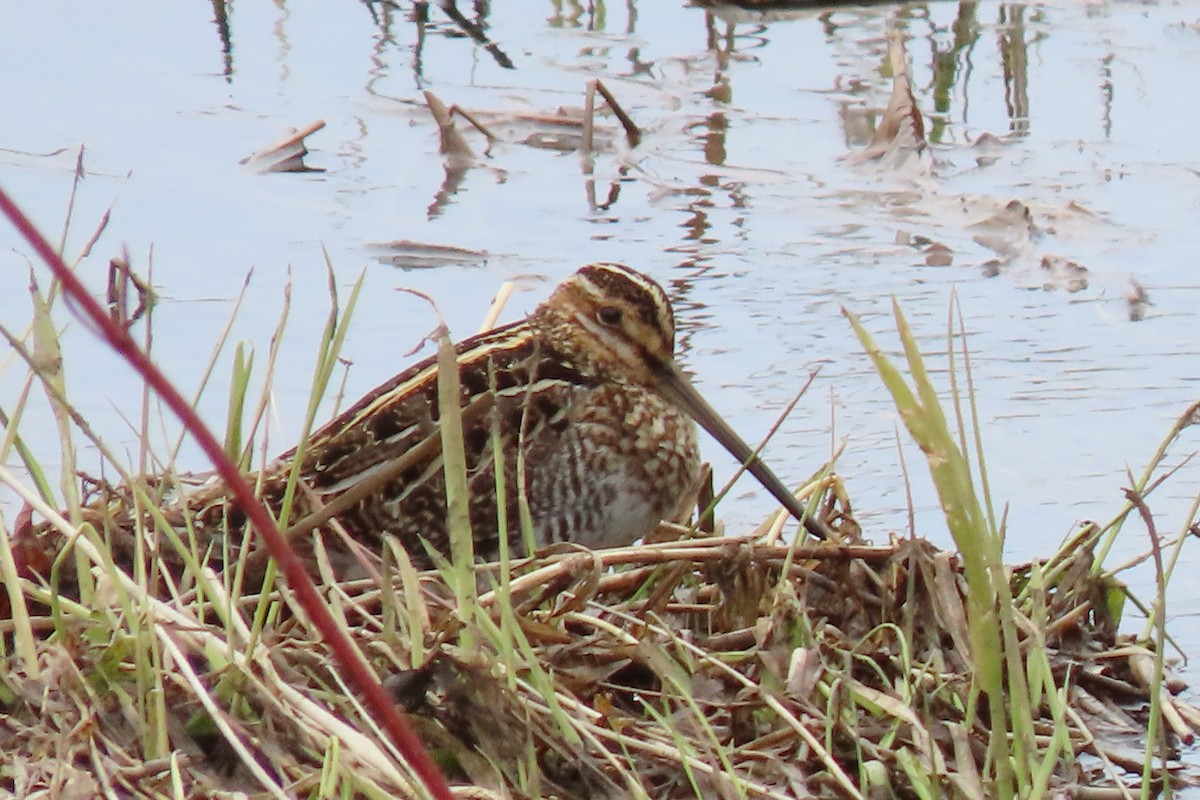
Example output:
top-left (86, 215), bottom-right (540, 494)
top-left (845, 302), bottom-right (1017, 795)
top-left (436, 321), bottom-right (477, 624)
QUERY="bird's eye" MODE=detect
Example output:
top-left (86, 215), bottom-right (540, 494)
top-left (597, 306), bottom-right (623, 326)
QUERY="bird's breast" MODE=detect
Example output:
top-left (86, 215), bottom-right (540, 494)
top-left (525, 383), bottom-right (701, 550)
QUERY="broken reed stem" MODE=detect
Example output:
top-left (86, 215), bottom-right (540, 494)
top-left (424, 90), bottom-right (475, 162)
top-left (590, 78), bottom-right (641, 149)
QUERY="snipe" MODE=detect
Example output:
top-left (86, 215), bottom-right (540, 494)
top-left (79, 263), bottom-right (826, 573)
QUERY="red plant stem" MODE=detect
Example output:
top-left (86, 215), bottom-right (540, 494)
top-left (0, 186), bottom-right (453, 800)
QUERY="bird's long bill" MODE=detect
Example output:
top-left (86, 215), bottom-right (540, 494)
top-left (656, 363), bottom-right (827, 540)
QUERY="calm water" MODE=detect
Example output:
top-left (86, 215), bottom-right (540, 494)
top-left (5, 0), bottom-right (1200, 711)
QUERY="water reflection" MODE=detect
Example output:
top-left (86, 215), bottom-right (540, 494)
top-left (429, 159), bottom-right (471, 220)
top-left (546, 0), bottom-right (638, 32)
top-left (434, 1), bottom-right (514, 70)
top-left (928, 2), bottom-right (980, 143)
top-left (692, 1), bottom-right (1035, 145)
top-left (200, 0), bottom-right (1045, 230)
top-left (202, 0), bottom-right (1044, 161)
top-left (698, 111), bottom-right (729, 166)
top-left (209, 0), bottom-right (233, 81)
top-left (997, 3), bottom-right (1030, 135)
top-left (546, 0), bottom-right (589, 30)
top-left (362, 2), bottom-right (398, 93)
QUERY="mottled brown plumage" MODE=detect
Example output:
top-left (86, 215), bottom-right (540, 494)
top-left (75, 263), bottom-right (825, 577)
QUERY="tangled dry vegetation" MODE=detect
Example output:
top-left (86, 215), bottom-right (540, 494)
top-left (2, 472), bottom-right (1196, 799)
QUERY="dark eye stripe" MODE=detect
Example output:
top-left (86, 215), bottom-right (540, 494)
top-left (580, 263), bottom-right (674, 333)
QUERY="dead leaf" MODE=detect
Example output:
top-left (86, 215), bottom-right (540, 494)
top-left (240, 119), bottom-right (325, 173)
top-left (849, 31), bottom-right (928, 172)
